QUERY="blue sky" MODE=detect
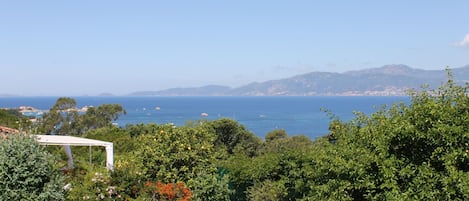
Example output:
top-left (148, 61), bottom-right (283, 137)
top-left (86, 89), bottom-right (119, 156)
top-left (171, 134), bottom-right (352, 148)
top-left (1, 1), bottom-right (468, 96)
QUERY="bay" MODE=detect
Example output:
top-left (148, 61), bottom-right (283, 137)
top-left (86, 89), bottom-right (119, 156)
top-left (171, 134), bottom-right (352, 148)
top-left (0, 96), bottom-right (409, 139)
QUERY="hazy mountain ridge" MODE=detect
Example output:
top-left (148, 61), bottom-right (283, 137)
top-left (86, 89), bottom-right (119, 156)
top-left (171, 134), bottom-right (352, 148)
top-left (129, 85), bottom-right (231, 96)
top-left (129, 65), bottom-right (469, 96)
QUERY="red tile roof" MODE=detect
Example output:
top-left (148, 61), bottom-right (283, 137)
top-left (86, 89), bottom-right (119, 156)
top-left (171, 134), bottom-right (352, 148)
top-left (0, 126), bottom-right (19, 134)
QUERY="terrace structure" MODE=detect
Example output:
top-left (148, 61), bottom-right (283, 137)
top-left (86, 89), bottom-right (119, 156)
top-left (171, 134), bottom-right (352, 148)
top-left (0, 127), bottom-right (114, 171)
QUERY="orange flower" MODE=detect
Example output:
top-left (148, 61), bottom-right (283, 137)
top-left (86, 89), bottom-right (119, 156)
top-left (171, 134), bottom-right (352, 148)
top-left (145, 181), bottom-right (152, 187)
top-left (144, 181), bottom-right (191, 200)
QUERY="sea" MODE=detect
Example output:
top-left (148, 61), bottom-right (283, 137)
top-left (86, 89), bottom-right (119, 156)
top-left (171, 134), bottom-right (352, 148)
top-left (0, 96), bottom-right (409, 139)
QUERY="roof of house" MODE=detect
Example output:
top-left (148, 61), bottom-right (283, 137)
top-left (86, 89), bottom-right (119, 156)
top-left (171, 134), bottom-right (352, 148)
top-left (0, 126), bottom-right (19, 134)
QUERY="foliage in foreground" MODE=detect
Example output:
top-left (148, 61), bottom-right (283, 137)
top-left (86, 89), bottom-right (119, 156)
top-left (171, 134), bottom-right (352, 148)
top-left (0, 134), bottom-right (66, 200)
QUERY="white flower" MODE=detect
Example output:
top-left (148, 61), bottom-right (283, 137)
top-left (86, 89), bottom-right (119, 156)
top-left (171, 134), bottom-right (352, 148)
top-left (63, 183), bottom-right (72, 191)
top-left (107, 186), bottom-right (116, 195)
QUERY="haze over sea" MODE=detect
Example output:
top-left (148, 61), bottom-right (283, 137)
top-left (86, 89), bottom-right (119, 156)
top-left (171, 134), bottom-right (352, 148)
top-left (0, 96), bottom-right (409, 139)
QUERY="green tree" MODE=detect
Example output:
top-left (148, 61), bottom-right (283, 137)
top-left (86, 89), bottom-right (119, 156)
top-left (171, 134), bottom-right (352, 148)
top-left (206, 118), bottom-right (262, 157)
top-left (261, 133), bottom-right (313, 154)
top-left (0, 134), bottom-right (66, 200)
top-left (80, 104), bottom-right (126, 133)
top-left (41, 97), bottom-right (79, 135)
top-left (41, 98), bottom-right (126, 136)
top-left (225, 133), bottom-right (314, 201)
top-left (265, 129), bottom-right (287, 142)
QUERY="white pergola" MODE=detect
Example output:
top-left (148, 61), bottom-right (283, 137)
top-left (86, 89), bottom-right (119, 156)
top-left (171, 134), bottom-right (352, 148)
top-left (34, 135), bottom-right (114, 171)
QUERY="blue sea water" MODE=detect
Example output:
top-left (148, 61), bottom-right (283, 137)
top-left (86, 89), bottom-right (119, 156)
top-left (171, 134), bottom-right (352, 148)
top-left (0, 96), bottom-right (409, 139)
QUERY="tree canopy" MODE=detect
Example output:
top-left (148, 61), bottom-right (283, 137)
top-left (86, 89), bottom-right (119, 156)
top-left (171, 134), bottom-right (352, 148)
top-left (40, 97), bottom-right (126, 135)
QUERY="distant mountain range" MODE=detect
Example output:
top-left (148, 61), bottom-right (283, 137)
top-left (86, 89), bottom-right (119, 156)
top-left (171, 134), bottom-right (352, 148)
top-left (129, 64), bottom-right (469, 96)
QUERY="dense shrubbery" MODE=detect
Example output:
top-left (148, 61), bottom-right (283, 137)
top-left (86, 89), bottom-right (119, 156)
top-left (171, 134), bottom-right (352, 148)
top-left (0, 134), bottom-right (66, 200)
top-left (2, 71), bottom-right (469, 200)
